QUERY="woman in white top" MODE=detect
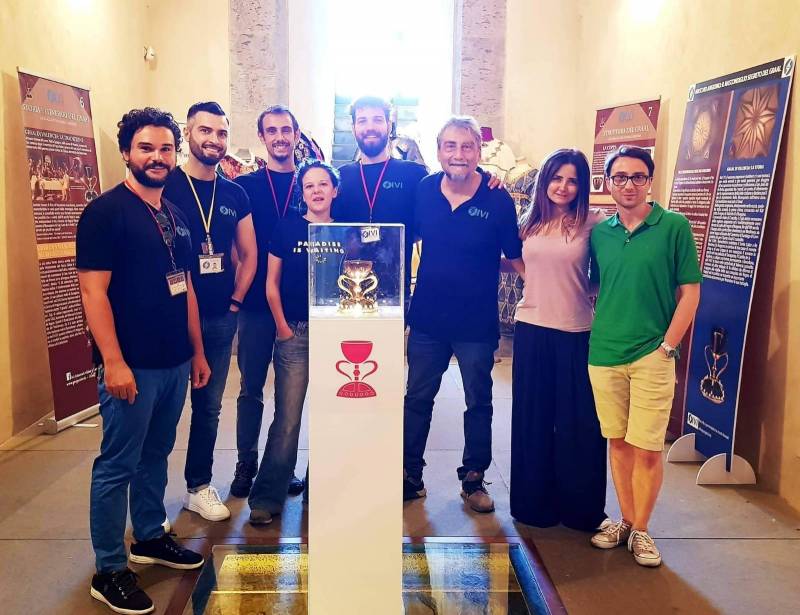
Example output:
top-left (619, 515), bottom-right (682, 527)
top-left (510, 148), bottom-right (608, 531)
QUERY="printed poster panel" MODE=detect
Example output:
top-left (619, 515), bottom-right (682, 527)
top-left (589, 98), bottom-right (661, 214)
top-left (17, 69), bottom-right (100, 422)
top-left (669, 57), bottom-right (795, 464)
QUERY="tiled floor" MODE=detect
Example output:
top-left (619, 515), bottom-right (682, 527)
top-left (1, 355), bottom-right (799, 614)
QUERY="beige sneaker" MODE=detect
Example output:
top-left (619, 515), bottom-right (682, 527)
top-left (460, 471), bottom-right (495, 513)
top-left (628, 529), bottom-right (662, 567)
top-left (590, 519), bottom-right (632, 549)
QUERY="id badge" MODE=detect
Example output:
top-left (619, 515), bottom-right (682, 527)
top-left (361, 226), bottom-right (380, 243)
top-left (199, 253), bottom-right (224, 274)
top-left (166, 270), bottom-right (188, 296)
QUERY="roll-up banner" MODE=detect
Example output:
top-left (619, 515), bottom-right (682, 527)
top-left (17, 69), bottom-right (100, 432)
top-left (589, 97), bottom-right (661, 215)
top-left (667, 56), bottom-right (795, 483)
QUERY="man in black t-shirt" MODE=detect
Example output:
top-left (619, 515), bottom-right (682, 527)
top-left (403, 116), bottom-right (524, 515)
top-left (162, 102), bottom-right (257, 523)
top-left (230, 105), bottom-right (307, 498)
top-left (333, 96), bottom-right (428, 296)
top-left (77, 108), bottom-right (210, 615)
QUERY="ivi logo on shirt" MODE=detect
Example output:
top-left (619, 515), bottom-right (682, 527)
top-left (218, 205), bottom-right (237, 217)
top-left (468, 206), bottom-right (489, 220)
top-left (176, 225), bottom-right (190, 237)
top-left (382, 180), bottom-right (403, 190)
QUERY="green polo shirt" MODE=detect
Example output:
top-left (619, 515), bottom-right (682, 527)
top-left (589, 201), bottom-right (701, 366)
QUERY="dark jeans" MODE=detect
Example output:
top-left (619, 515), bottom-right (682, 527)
top-left (236, 309), bottom-right (276, 465)
top-left (510, 322), bottom-right (607, 530)
top-left (184, 310), bottom-right (238, 490)
top-left (403, 329), bottom-right (497, 481)
top-left (90, 361), bottom-right (190, 573)
top-left (249, 321), bottom-right (309, 513)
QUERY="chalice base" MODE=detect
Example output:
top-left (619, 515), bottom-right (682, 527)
top-left (337, 300), bottom-right (377, 315)
top-left (700, 376), bottom-right (725, 404)
top-left (337, 381), bottom-right (377, 399)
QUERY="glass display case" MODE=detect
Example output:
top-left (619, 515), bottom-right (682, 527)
top-left (308, 223), bottom-right (404, 319)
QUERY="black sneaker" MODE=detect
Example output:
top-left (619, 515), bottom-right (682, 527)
top-left (230, 460), bottom-right (257, 498)
top-left (90, 568), bottom-right (154, 614)
top-left (288, 475), bottom-right (305, 496)
top-left (129, 533), bottom-right (204, 570)
top-left (403, 470), bottom-right (427, 501)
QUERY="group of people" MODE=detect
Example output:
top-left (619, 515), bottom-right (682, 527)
top-left (75, 95), bottom-right (700, 615)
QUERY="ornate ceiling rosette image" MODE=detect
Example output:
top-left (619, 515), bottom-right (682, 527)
top-left (729, 84), bottom-right (779, 159)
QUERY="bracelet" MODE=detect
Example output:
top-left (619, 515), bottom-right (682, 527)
top-left (230, 298), bottom-right (243, 309)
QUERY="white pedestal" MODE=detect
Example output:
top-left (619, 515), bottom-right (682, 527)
top-left (308, 308), bottom-right (404, 614)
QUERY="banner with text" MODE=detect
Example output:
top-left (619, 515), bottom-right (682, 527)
top-left (668, 57), bottom-right (795, 463)
top-left (590, 98), bottom-right (661, 214)
top-left (18, 69), bottom-right (100, 422)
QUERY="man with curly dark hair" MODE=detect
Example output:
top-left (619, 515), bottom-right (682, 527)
top-left (77, 107), bottom-right (210, 614)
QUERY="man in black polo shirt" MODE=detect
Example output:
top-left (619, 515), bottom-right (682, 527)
top-left (404, 116), bottom-right (523, 513)
top-left (230, 105), bottom-right (306, 498)
top-left (162, 102), bottom-right (256, 522)
top-left (77, 108), bottom-right (209, 615)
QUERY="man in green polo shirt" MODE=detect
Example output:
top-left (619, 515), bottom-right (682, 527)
top-left (587, 145), bottom-right (701, 568)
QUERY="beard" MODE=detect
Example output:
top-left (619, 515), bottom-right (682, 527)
top-left (189, 137), bottom-right (225, 166)
top-left (356, 131), bottom-right (389, 158)
top-left (269, 140), bottom-right (294, 163)
top-left (128, 160), bottom-right (173, 187)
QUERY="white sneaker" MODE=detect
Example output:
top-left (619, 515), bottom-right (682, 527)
top-left (183, 486), bottom-right (230, 521)
top-left (628, 529), bottom-right (662, 567)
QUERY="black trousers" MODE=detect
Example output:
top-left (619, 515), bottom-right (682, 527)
top-left (510, 321), bottom-right (607, 531)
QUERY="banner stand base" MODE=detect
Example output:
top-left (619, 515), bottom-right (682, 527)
top-left (42, 404), bottom-right (100, 435)
top-left (667, 433), bottom-right (706, 463)
top-left (696, 453), bottom-right (756, 485)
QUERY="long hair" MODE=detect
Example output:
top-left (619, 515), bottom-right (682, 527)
top-left (519, 148), bottom-right (590, 240)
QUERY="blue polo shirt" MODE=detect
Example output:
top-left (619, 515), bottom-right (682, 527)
top-left (408, 172), bottom-right (522, 342)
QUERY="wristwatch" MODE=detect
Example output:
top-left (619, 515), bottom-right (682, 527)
top-left (660, 341), bottom-right (677, 358)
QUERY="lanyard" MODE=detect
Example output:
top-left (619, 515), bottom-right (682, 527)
top-left (183, 168), bottom-right (217, 247)
top-left (266, 168), bottom-right (295, 219)
top-left (359, 158), bottom-right (391, 222)
top-left (124, 179), bottom-right (179, 270)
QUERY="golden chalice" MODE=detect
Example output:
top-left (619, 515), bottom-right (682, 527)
top-left (337, 259), bottom-right (378, 314)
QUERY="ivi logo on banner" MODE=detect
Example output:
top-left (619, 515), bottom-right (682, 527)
top-left (687, 412), bottom-right (700, 429)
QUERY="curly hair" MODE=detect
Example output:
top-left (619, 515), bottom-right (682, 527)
top-left (117, 107), bottom-right (182, 153)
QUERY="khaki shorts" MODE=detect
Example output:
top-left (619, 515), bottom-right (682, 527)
top-left (588, 348), bottom-right (676, 451)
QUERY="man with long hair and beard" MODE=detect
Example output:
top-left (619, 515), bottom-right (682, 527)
top-left (77, 108), bottom-right (210, 614)
top-left (162, 102), bottom-right (257, 523)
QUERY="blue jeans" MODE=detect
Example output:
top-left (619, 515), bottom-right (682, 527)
top-left (403, 329), bottom-right (497, 481)
top-left (236, 309), bottom-right (277, 465)
top-left (249, 321), bottom-right (309, 513)
top-left (184, 310), bottom-right (238, 490)
top-left (90, 361), bottom-right (190, 573)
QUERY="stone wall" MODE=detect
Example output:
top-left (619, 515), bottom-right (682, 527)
top-left (228, 0), bottom-right (508, 153)
top-left (458, 0), bottom-right (506, 136)
top-left (229, 0), bottom-right (288, 151)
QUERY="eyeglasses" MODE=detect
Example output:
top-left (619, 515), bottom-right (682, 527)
top-left (153, 208), bottom-right (174, 248)
top-left (610, 174), bottom-right (651, 187)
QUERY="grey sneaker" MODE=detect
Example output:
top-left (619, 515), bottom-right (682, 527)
top-left (628, 529), bottom-right (662, 567)
top-left (591, 519), bottom-right (632, 549)
top-left (248, 509), bottom-right (273, 526)
top-left (460, 471), bottom-right (495, 513)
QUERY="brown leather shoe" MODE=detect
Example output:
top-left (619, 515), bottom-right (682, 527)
top-left (460, 471), bottom-right (495, 513)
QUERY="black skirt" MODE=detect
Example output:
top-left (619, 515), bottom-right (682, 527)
top-left (510, 321), bottom-right (607, 530)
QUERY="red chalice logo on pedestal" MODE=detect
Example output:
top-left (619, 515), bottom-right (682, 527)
top-left (336, 340), bottom-right (378, 398)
